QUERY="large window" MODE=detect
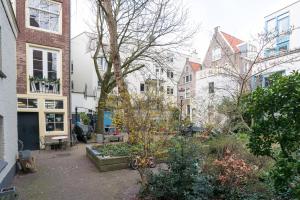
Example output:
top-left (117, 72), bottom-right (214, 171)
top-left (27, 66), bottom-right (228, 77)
top-left (31, 47), bottom-right (59, 80)
top-left (212, 48), bottom-right (221, 61)
top-left (266, 18), bottom-right (276, 33)
top-left (28, 0), bottom-right (61, 33)
top-left (46, 113), bottom-right (64, 131)
top-left (278, 14), bottom-right (289, 34)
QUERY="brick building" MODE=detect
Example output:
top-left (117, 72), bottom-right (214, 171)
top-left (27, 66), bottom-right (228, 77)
top-left (15, 0), bottom-right (70, 150)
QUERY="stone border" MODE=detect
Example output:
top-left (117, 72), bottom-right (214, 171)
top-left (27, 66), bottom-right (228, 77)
top-left (86, 145), bottom-right (130, 172)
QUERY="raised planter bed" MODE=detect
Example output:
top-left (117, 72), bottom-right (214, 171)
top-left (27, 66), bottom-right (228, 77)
top-left (86, 145), bottom-right (130, 172)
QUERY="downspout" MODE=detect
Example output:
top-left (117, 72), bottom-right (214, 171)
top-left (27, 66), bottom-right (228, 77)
top-left (68, 0), bottom-right (72, 146)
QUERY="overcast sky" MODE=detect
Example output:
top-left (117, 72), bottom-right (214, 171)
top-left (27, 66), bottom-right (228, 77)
top-left (71, 0), bottom-right (296, 60)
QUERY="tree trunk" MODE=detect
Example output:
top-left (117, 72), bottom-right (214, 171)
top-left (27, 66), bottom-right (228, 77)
top-left (96, 87), bottom-right (108, 134)
top-left (102, 1), bottom-right (136, 143)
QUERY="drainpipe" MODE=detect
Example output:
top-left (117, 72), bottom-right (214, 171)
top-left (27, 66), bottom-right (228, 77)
top-left (69, 0), bottom-right (72, 146)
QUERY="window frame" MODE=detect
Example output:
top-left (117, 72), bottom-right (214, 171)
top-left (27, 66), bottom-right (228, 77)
top-left (45, 113), bottom-right (64, 132)
top-left (17, 98), bottom-right (38, 109)
top-left (26, 0), bottom-right (62, 34)
top-left (45, 99), bottom-right (64, 109)
top-left (212, 48), bottom-right (221, 61)
top-left (27, 44), bottom-right (62, 95)
top-left (209, 82), bottom-right (215, 94)
top-left (140, 83), bottom-right (145, 92)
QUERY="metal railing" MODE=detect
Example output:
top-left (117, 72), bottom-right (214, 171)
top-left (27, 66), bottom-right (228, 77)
top-left (29, 77), bottom-right (60, 94)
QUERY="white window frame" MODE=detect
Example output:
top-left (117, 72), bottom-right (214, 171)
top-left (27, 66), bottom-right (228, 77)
top-left (27, 44), bottom-right (62, 95)
top-left (28, 46), bottom-right (61, 80)
top-left (45, 99), bottom-right (64, 109)
top-left (45, 113), bottom-right (64, 132)
top-left (212, 48), bottom-right (221, 61)
top-left (26, 0), bottom-right (62, 34)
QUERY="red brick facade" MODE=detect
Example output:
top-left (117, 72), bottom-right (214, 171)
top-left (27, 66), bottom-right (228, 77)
top-left (16, 0), bottom-right (70, 97)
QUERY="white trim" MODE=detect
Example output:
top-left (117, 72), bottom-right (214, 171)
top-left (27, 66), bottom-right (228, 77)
top-left (25, 0), bottom-right (62, 35)
top-left (26, 43), bottom-right (63, 96)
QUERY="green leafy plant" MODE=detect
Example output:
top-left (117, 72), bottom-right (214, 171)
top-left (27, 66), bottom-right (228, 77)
top-left (243, 72), bottom-right (300, 198)
top-left (140, 137), bottom-right (214, 200)
top-left (80, 112), bottom-right (90, 125)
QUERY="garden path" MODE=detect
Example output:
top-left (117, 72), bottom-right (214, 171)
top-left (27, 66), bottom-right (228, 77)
top-left (13, 143), bottom-right (140, 200)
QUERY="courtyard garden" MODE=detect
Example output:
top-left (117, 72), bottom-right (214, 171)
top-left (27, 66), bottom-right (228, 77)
top-left (87, 72), bottom-right (300, 200)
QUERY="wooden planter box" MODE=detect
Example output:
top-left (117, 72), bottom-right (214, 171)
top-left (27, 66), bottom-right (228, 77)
top-left (86, 145), bottom-right (130, 172)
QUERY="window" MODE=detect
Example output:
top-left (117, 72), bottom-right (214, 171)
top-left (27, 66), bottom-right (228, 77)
top-left (30, 47), bottom-right (59, 80)
top-left (46, 113), bottom-right (64, 131)
top-left (156, 66), bottom-right (160, 74)
top-left (212, 48), bottom-right (221, 61)
top-left (84, 84), bottom-right (87, 99)
top-left (167, 86), bottom-right (173, 95)
top-left (71, 61), bottom-right (74, 74)
top-left (185, 88), bottom-right (190, 98)
top-left (189, 74), bottom-right (192, 81)
top-left (18, 98), bottom-right (38, 108)
top-left (28, 0), bottom-right (61, 33)
top-left (266, 18), bottom-right (276, 33)
top-left (140, 83), bottom-right (145, 92)
top-left (209, 82), bottom-right (214, 94)
top-left (187, 105), bottom-right (191, 115)
top-left (71, 81), bottom-right (74, 91)
top-left (45, 100), bottom-right (63, 109)
top-left (97, 57), bottom-right (108, 71)
top-left (167, 70), bottom-right (174, 79)
top-left (185, 76), bottom-right (189, 83)
top-left (278, 14), bottom-right (289, 34)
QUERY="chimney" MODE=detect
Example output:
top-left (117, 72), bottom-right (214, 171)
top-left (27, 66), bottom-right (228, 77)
top-left (186, 58), bottom-right (189, 63)
top-left (214, 26), bottom-right (220, 33)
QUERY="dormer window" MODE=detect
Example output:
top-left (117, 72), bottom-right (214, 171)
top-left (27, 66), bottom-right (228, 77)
top-left (212, 48), bottom-right (221, 61)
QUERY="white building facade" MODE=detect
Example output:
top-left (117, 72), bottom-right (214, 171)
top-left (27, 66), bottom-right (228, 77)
top-left (0, 0), bottom-right (18, 188)
top-left (71, 32), bottom-right (101, 114)
top-left (193, 27), bottom-right (253, 126)
top-left (71, 32), bottom-right (201, 114)
top-left (252, 0), bottom-right (300, 88)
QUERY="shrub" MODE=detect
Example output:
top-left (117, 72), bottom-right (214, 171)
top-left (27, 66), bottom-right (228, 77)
top-left (140, 137), bottom-right (214, 200)
top-left (243, 72), bottom-right (300, 198)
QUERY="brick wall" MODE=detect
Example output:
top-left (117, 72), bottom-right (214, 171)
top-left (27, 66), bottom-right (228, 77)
top-left (16, 0), bottom-right (70, 97)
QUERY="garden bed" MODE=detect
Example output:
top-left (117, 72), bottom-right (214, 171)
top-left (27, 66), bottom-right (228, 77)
top-left (86, 143), bottom-right (168, 172)
top-left (86, 145), bottom-right (130, 172)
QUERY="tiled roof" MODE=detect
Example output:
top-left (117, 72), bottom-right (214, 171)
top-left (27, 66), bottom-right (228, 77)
top-left (221, 31), bottom-right (244, 52)
top-left (189, 61), bottom-right (201, 71)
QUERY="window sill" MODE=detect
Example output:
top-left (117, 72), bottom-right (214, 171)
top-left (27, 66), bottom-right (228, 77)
top-left (0, 70), bottom-right (7, 79)
top-left (0, 160), bottom-right (8, 173)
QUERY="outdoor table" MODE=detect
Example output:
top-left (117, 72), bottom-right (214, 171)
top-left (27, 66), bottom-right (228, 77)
top-left (51, 136), bottom-right (68, 150)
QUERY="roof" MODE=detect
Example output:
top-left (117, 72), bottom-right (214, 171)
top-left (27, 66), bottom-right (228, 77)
top-left (221, 31), bottom-right (244, 52)
top-left (188, 61), bottom-right (201, 72)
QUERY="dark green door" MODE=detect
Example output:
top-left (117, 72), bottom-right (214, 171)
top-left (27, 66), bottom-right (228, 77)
top-left (18, 112), bottom-right (40, 150)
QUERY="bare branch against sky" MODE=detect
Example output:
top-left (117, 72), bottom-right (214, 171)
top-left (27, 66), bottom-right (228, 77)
top-left (72, 0), bottom-right (297, 59)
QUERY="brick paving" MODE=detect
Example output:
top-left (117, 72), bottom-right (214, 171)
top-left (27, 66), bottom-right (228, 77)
top-left (13, 144), bottom-right (140, 200)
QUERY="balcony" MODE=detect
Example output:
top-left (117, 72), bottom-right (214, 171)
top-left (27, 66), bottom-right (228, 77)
top-left (29, 76), bottom-right (60, 94)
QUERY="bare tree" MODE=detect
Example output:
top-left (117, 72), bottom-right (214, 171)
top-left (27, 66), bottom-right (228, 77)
top-left (90, 0), bottom-right (196, 137)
